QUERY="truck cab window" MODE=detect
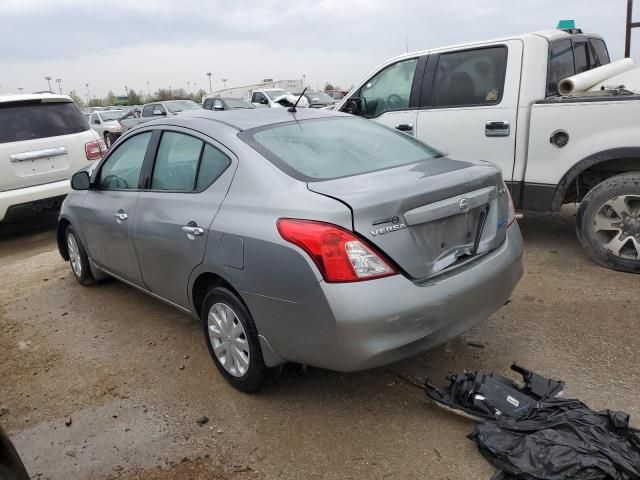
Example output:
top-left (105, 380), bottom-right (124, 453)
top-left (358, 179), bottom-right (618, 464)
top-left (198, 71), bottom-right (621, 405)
top-left (358, 58), bottom-right (418, 118)
top-left (431, 46), bottom-right (507, 107)
top-left (142, 104), bottom-right (156, 117)
top-left (573, 41), bottom-right (589, 74)
top-left (547, 39), bottom-right (575, 97)
top-left (589, 39), bottom-right (610, 67)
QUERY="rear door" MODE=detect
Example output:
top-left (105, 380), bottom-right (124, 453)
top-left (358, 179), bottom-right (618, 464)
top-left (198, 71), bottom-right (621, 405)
top-left (414, 41), bottom-right (522, 181)
top-left (0, 99), bottom-right (95, 192)
top-left (133, 129), bottom-right (235, 308)
top-left (80, 131), bottom-right (153, 284)
top-left (344, 56), bottom-right (424, 136)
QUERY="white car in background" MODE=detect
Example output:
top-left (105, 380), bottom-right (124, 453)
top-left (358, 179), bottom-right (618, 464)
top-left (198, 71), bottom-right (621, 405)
top-left (0, 93), bottom-right (106, 223)
top-left (88, 110), bottom-right (124, 148)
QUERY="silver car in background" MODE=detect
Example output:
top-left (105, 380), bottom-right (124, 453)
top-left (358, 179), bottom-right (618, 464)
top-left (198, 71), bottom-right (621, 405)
top-left (57, 109), bottom-right (523, 392)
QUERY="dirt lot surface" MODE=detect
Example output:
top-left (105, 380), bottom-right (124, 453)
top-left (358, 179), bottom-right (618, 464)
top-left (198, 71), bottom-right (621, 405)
top-left (1, 208), bottom-right (639, 480)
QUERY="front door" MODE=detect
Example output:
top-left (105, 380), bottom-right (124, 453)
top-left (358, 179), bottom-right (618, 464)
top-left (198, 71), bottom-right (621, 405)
top-left (414, 41), bottom-right (523, 181)
top-left (80, 131), bottom-right (153, 285)
top-left (133, 130), bottom-right (235, 308)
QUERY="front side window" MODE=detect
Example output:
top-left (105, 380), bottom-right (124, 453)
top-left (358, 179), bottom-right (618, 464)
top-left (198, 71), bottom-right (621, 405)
top-left (547, 39), bottom-right (575, 96)
top-left (432, 46), bottom-right (507, 107)
top-left (359, 58), bottom-right (418, 118)
top-left (242, 117), bottom-right (441, 181)
top-left (589, 39), bottom-right (610, 67)
top-left (203, 98), bottom-right (213, 109)
top-left (252, 92), bottom-right (267, 103)
top-left (142, 104), bottom-right (156, 117)
top-left (151, 132), bottom-right (203, 191)
top-left (99, 132), bottom-right (151, 190)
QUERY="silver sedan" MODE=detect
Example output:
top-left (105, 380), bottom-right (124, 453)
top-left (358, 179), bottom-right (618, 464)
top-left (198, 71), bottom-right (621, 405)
top-left (57, 108), bottom-right (523, 392)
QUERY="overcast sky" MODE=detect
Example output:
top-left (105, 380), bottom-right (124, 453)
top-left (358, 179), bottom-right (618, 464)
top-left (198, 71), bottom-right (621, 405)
top-left (1, 0), bottom-right (637, 98)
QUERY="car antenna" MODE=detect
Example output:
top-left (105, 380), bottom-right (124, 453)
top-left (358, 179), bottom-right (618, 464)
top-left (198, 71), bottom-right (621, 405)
top-left (288, 87), bottom-right (307, 113)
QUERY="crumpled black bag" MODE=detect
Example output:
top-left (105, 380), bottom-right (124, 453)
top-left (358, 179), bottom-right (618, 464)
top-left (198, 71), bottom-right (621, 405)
top-left (469, 398), bottom-right (640, 480)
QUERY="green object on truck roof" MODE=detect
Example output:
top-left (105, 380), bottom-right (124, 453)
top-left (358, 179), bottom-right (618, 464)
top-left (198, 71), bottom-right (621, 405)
top-left (557, 20), bottom-right (576, 30)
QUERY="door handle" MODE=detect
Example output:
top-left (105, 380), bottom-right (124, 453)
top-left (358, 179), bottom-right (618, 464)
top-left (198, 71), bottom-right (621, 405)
top-left (485, 121), bottom-right (510, 137)
top-left (113, 212), bottom-right (128, 222)
top-left (182, 224), bottom-right (204, 239)
top-left (395, 123), bottom-right (414, 132)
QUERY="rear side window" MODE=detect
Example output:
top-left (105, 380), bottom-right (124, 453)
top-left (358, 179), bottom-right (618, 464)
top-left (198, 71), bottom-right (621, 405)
top-left (152, 132), bottom-right (203, 191)
top-left (547, 39), bottom-right (575, 96)
top-left (432, 46), bottom-right (507, 107)
top-left (573, 41), bottom-right (589, 74)
top-left (203, 98), bottom-right (213, 109)
top-left (142, 104), bottom-right (156, 117)
top-left (0, 101), bottom-right (88, 144)
top-left (589, 39), bottom-right (610, 67)
top-left (151, 132), bottom-right (231, 192)
top-left (242, 117), bottom-right (441, 181)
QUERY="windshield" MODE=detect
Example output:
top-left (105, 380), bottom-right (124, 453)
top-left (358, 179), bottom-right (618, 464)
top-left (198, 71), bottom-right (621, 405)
top-left (224, 98), bottom-right (255, 109)
top-left (165, 100), bottom-right (203, 113)
top-left (302, 91), bottom-right (334, 103)
top-left (241, 117), bottom-right (442, 181)
top-left (99, 111), bottom-right (124, 122)
top-left (264, 89), bottom-right (288, 100)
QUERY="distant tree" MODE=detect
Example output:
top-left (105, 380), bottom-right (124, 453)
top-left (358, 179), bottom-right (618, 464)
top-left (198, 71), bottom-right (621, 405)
top-left (89, 98), bottom-right (103, 107)
top-left (193, 89), bottom-right (207, 103)
top-left (127, 89), bottom-right (142, 105)
top-left (68, 90), bottom-right (84, 107)
top-left (324, 82), bottom-right (335, 92)
top-left (154, 88), bottom-right (173, 101)
top-left (105, 90), bottom-right (117, 106)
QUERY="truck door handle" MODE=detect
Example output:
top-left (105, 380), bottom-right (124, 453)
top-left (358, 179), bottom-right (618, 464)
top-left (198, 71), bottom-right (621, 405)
top-left (182, 223), bottom-right (204, 239)
top-left (395, 123), bottom-right (414, 132)
top-left (485, 121), bottom-right (510, 137)
top-left (113, 212), bottom-right (128, 222)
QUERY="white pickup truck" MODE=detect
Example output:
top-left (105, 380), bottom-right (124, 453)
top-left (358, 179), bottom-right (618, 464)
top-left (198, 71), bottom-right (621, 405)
top-left (336, 25), bottom-right (640, 273)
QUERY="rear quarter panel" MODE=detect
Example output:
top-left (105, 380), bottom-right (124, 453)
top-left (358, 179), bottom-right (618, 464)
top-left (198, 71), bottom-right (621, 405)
top-left (525, 99), bottom-right (640, 185)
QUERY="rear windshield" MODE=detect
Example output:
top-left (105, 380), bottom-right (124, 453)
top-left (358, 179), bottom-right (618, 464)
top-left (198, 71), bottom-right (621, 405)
top-left (241, 117), bottom-right (442, 181)
top-left (0, 100), bottom-right (88, 144)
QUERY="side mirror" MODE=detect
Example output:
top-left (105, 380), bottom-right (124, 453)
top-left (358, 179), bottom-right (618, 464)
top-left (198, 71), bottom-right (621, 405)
top-left (71, 171), bottom-right (91, 190)
top-left (93, 118), bottom-right (101, 125)
top-left (342, 97), bottom-right (363, 115)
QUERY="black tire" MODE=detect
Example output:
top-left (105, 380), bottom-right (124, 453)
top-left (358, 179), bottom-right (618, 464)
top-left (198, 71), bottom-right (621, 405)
top-left (65, 225), bottom-right (95, 286)
top-left (104, 132), bottom-right (113, 149)
top-left (201, 287), bottom-right (270, 392)
top-left (576, 172), bottom-right (640, 273)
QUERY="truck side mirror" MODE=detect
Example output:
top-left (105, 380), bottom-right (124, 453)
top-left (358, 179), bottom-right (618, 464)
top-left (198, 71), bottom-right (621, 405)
top-left (342, 97), bottom-right (363, 115)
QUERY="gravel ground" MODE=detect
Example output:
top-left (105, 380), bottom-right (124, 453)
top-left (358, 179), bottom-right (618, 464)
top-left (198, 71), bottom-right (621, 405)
top-left (1, 208), bottom-right (639, 480)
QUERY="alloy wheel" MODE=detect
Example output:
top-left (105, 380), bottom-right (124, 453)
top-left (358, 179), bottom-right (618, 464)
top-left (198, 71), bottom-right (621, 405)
top-left (592, 194), bottom-right (640, 259)
top-left (207, 303), bottom-right (250, 377)
top-left (67, 233), bottom-right (82, 277)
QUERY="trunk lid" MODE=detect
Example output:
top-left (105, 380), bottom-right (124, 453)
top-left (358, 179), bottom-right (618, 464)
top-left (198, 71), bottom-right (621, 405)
top-left (308, 159), bottom-right (509, 279)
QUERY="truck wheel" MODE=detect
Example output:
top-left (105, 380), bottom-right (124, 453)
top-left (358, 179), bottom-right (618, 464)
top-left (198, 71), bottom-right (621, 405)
top-left (576, 172), bottom-right (640, 273)
top-left (104, 132), bottom-right (113, 149)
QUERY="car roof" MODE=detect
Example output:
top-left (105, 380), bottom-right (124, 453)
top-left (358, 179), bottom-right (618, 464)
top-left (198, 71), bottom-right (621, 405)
top-left (0, 93), bottom-right (72, 104)
top-left (158, 107), bottom-right (351, 132)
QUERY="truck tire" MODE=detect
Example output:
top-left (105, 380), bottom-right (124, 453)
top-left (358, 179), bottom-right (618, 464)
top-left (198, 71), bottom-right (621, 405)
top-left (576, 172), bottom-right (640, 273)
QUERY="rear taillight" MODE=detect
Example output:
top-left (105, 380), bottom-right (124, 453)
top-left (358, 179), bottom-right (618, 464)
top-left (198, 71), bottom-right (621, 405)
top-left (277, 219), bottom-right (397, 282)
top-left (505, 184), bottom-right (517, 227)
top-left (85, 139), bottom-right (107, 161)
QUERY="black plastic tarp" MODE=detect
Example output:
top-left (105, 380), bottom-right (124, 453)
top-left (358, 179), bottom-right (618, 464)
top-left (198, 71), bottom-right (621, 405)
top-left (469, 398), bottom-right (640, 480)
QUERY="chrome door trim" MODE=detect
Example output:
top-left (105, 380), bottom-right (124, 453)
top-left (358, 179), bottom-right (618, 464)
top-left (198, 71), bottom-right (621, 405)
top-left (9, 146), bottom-right (68, 162)
top-left (95, 264), bottom-right (193, 315)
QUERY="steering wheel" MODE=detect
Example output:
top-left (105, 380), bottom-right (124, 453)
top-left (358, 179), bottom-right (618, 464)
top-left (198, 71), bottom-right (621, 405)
top-left (386, 94), bottom-right (405, 110)
top-left (102, 175), bottom-right (128, 189)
